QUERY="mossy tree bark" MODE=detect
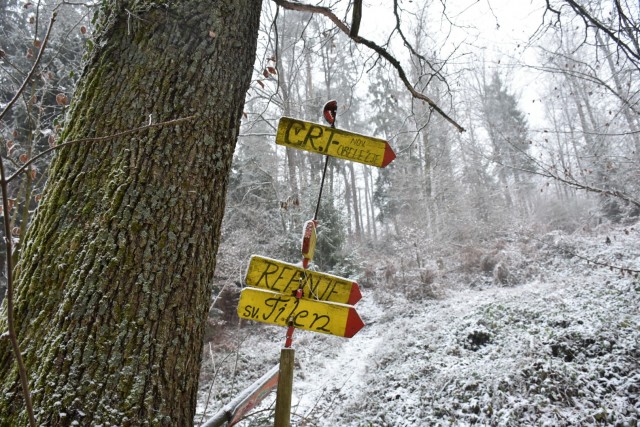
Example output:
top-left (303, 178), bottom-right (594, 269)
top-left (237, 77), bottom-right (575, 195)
top-left (0, 1), bottom-right (262, 425)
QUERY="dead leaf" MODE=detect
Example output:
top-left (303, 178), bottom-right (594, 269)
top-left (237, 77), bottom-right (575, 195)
top-left (55, 93), bottom-right (68, 106)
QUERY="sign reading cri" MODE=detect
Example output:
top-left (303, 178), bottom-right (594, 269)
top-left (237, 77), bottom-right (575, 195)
top-left (276, 117), bottom-right (395, 168)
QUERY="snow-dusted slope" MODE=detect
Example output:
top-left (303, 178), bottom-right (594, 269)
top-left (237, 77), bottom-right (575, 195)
top-left (197, 226), bottom-right (640, 426)
top-left (292, 277), bottom-right (638, 425)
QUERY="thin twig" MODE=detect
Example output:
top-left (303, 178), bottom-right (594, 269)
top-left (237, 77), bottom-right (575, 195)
top-left (271, 0), bottom-right (466, 132)
top-left (0, 9), bottom-right (59, 427)
top-left (526, 233), bottom-right (640, 275)
top-left (562, 0), bottom-right (640, 70)
top-left (0, 155), bottom-right (36, 426)
top-left (7, 115), bottom-right (198, 183)
top-left (474, 123), bottom-right (640, 210)
top-left (0, 11), bottom-right (57, 123)
top-left (393, 0), bottom-right (446, 86)
top-left (198, 349), bottom-right (236, 425)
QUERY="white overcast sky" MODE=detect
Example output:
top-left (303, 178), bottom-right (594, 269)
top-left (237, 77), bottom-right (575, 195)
top-left (358, 0), bottom-right (549, 124)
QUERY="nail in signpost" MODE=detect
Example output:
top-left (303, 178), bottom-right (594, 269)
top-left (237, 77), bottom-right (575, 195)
top-left (276, 116), bottom-right (396, 168)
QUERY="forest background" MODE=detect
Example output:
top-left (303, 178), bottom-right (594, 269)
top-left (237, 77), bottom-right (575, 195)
top-left (0, 0), bottom-right (638, 425)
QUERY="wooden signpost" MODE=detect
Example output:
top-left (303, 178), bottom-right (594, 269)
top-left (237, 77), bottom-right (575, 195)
top-left (230, 101), bottom-right (393, 427)
top-left (276, 116), bottom-right (396, 168)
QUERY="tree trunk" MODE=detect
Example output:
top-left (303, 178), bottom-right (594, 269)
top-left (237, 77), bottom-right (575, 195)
top-left (365, 167), bottom-right (377, 239)
top-left (275, 23), bottom-right (300, 200)
top-left (0, 1), bottom-right (261, 425)
top-left (597, 32), bottom-right (640, 158)
top-left (341, 164), bottom-right (353, 237)
top-left (348, 162), bottom-right (362, 240)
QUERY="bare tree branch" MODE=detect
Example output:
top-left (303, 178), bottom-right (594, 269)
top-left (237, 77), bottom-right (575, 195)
top-left (495, 130), bottom-right (640, 209)
top-left (527, 233), bottom-right (640, 275)
top-left (0, 11), bottom-right (57, 123)
top-left (393, 0), bottom-right (445, 86)
top-left (271, 0), bottom-right (466, 132)
top-left (522, 56), bottom-right (640, 116)
top-left (0, 154), bottom-right (37, 426)
top-left (468, 120), bottom-right (640, 210)
top-left (537, 166), bottom-right (640, 209)
top-left (0, 9), bottom-right (62, 426)
top-left (549, 0), bottom-right (640, 71)
top-left (6, 115), bottom-right (198, 183)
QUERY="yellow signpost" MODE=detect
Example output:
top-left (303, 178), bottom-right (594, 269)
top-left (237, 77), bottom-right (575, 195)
top-left (229, 104), bottom-right (375, 427)
top-left (237, 288), bottom-right (364, 338)
top-left (244, 255), bottom-right (362, 305)
top-left (276, 116), bottom-right (396, 168)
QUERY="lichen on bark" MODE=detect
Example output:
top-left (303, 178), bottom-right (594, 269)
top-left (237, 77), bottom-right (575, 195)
top-left (0, 1), bottom-right (262, 425)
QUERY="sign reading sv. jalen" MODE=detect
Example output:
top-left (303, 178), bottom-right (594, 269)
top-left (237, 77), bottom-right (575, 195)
top-left (276, 117), bottom-right (396, 168)
top-left (237, 288), bottom-right (365, 338)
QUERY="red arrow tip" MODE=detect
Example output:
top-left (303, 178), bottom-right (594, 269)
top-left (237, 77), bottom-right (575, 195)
top-left (344, 308), bottom-right (365, 338)
top-left (348, 282), bottom-right (362, 305)
top-left (381, 143), bottom-right (396, 167)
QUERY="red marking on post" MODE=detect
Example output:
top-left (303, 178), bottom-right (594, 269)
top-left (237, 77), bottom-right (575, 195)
top-left (347, 282), bottom-right (362, 305)
top-left (381, 143), bottom-right (396, 168)
top-left (285, 324), bottom-right (295, 348)
top-left (344, 308), bottom-right (365, 338)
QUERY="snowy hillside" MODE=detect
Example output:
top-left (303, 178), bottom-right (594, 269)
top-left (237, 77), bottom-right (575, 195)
top-left (196, 224), bottom-right (640, 426)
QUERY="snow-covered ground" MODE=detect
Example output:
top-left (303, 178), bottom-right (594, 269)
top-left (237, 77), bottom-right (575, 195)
top-left (196, 224), bottom-right (640, 426)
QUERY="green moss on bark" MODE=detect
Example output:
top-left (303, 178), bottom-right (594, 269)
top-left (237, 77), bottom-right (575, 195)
top-left (0, 1), bottom-right (262, 425)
